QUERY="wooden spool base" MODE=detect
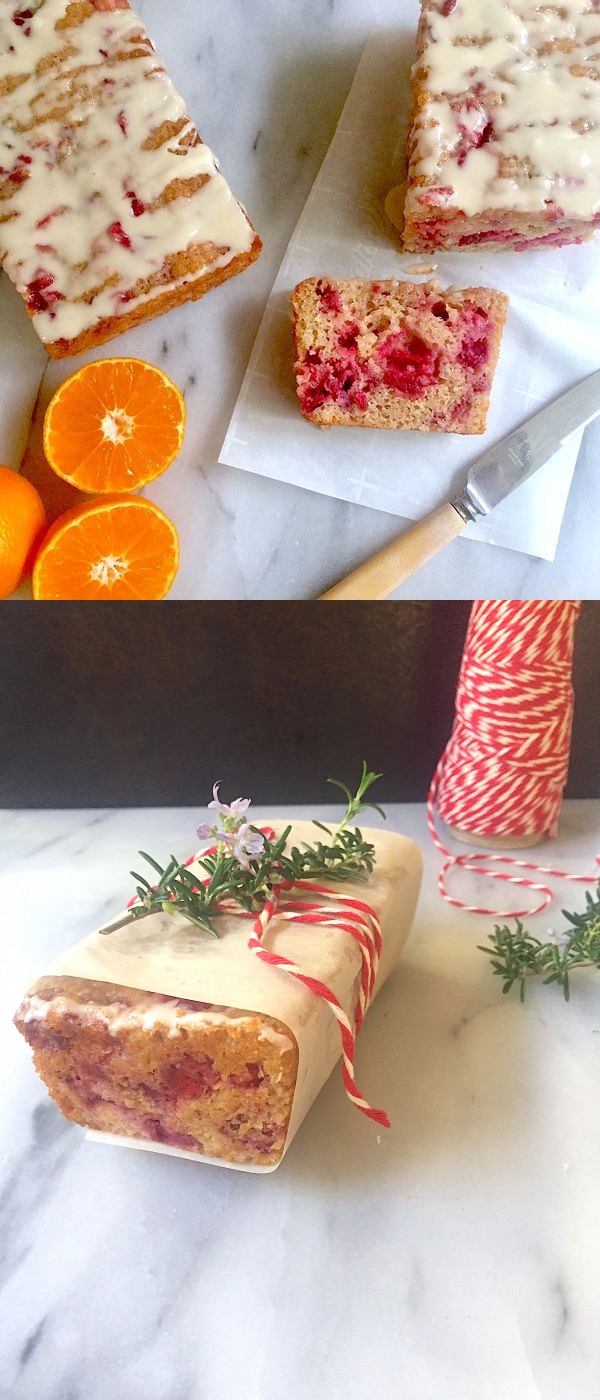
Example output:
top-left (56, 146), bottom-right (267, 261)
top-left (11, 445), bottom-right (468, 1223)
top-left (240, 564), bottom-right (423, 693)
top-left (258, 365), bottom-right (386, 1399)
top-left (447, 824), bottom-right (547, 851)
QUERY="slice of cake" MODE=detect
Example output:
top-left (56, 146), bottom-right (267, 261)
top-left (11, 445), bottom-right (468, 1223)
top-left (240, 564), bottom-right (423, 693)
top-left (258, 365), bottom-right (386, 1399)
top-left (402, 0), bottom-right (600, 253)
top-left (14, 978), bottom-right (298, 1166)
top-left (291, 277), bottom-right (508, 434)
top-left (0, 0), bottom-right (261, 358)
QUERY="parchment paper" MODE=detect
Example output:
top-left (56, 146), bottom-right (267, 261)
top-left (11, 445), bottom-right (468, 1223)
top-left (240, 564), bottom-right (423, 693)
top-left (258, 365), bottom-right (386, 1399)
top-left (219, 29), bottom-right (600, 563)
top-left (39, 822), bottom-right (423, 1172)
top-left (0, 276), bottom-right (46, 470)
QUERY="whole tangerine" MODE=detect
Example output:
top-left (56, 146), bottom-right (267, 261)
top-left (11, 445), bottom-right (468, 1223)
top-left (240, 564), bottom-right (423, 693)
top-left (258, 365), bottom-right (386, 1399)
top-left (0, 466), bottom-right (47, 599)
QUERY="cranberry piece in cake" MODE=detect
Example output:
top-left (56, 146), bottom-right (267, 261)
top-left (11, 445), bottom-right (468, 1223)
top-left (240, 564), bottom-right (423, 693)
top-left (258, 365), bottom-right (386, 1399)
top-left (14, 976), bottom-right (298, 1168)
top-left (291, 278), bottom-right (508, 434)
top-left (401, 0), bottom-right (600, 253)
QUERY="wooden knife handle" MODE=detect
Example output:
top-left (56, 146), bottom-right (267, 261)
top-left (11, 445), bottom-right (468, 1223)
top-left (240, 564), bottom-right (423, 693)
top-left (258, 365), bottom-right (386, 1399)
top-left (318, 503), bottom-right (466, 601)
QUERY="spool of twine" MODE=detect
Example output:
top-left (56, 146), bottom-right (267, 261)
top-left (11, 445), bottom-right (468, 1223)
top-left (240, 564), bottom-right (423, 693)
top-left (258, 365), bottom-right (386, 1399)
top-left (437, 600), bottom-right (580, 845)
top-left (427, 600), bottom-right (598, 918)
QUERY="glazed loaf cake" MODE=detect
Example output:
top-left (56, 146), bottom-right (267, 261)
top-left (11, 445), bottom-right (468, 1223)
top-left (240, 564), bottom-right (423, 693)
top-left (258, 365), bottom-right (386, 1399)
top-left (402, 0), bottom-right (600, 252)
top-left (15, 977), bottom-right (298, 1166)
top-left (13, 823), bottom-right (423, 1169)
top-left (0, 0), bottom-right (261, 357)
top-left (292, 277), bottom-right (508, 433)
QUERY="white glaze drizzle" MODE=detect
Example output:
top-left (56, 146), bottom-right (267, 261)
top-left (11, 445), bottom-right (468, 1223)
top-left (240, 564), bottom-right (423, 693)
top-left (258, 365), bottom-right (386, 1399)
top-left (20, 989), bottom-right (294, 1053)
top-left (407, 0), bottom-right (600, 219)
top-left (257, 1025), bottom-right (296, 1052)
top-left (0, 0), bottom-right (254, 343)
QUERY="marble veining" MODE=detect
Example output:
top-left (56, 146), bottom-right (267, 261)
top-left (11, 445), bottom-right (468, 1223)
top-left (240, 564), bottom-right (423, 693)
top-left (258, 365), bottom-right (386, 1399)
top-left (1, 0), bottom-right (599, 599)
top-left (2, 801), bottom-right (600, 1399)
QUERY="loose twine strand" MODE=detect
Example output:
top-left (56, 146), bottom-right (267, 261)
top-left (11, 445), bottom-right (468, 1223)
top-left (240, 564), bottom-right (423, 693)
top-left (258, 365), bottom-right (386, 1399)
top-left (427, 600), bottom-right (599, 918)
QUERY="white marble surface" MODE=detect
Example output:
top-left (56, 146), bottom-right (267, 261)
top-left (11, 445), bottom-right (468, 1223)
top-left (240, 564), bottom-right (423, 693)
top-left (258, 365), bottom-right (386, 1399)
top-left (2, 0), bottom-right (600, 600)
top-left (2, 800), bottom-right (600, 1400)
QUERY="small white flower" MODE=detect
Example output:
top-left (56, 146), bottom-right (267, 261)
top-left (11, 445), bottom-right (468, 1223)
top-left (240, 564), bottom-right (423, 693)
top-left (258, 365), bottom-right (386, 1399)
top-left (548, 927), bottom-right (571, 949)
top-left (196, 783), bottom-right (262, 866)
top-left (208, 782), bottom-right (252, 819)
top-left (216, 823), bottom-right (265, 870)
top-left (233, 825), bottom-right (265, 870)
top-left (237, 824), bottom-right (265, 857)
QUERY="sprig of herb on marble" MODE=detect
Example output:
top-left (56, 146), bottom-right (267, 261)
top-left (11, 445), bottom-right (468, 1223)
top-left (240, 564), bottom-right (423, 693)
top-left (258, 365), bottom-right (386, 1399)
top-left (478, 884), bottom-right (600, 1002)
top-left (101, 764), bottom-right (384, 939)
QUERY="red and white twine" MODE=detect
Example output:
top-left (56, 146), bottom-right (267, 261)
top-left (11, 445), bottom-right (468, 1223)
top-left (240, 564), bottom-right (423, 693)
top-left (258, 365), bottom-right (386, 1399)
top-left (428, 600), bottom-right (598, 918)
top-left (246, 879), bottom-right (389, 1128)
top-left (127, 599), bottom-right (596, 1129)
top-left (128, 832), bottom-right (389, 1126)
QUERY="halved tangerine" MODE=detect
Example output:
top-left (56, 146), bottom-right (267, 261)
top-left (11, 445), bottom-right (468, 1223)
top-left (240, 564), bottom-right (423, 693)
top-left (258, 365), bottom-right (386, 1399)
top-left (32, 495), bottom-right (180, 600)
top-left (43, 358), bottom-right (186, 493)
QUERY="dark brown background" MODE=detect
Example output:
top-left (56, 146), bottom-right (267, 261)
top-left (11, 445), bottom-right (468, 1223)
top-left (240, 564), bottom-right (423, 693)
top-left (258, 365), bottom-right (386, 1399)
top-left (1, 601), bottom-right (598, 807)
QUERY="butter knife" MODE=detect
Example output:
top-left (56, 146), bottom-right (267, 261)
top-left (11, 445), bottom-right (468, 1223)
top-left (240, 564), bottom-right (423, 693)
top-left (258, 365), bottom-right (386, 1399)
top-left (319, 368), bottom-right (600, 601)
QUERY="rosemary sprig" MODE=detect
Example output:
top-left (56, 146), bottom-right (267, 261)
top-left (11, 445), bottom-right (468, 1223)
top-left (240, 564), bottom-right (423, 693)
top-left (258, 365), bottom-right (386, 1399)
top-left (478, 883), bottom-right (600, 1001)
top-left (101, 766), bottom-right (384, 939)
top-left (312, 760), bottom-right (385, 842)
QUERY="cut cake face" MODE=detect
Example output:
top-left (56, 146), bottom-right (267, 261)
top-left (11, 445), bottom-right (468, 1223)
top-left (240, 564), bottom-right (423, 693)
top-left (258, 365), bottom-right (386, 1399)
top-left (14, 977), bottom-right (298, 1167)
top-left (292, 277), bottom-right (508, 435)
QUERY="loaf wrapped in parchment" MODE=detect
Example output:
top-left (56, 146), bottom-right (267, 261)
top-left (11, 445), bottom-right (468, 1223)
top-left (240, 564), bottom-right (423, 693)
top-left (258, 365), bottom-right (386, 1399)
top-left (14, 822), bottom-right (422, 1171)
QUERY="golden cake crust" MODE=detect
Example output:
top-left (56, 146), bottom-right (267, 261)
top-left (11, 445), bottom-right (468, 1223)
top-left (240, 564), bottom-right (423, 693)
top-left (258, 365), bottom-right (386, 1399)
top-left (44, 240), bottom-right (262, 358)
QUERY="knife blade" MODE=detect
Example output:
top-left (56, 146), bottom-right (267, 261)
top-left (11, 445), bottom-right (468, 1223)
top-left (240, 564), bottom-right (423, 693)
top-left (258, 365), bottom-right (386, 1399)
top-left (451, 367), bottom-right (600, 522)
top-left (319, 368), bottom-right (600, 600)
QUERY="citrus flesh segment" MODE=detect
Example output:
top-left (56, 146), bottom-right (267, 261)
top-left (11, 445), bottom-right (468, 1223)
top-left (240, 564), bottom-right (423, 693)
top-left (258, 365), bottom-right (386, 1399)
top-left (43, 358), bottom-right (186, 494)
top-left (32, 495), bottom-right (180, 600)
